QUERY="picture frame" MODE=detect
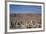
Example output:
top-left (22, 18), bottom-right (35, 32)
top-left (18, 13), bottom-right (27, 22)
top-left (6, 1), bottom-right (45, 33)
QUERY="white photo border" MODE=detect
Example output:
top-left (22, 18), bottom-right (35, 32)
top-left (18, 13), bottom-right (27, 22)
top-left (7, 2), bottom-right (44, 32)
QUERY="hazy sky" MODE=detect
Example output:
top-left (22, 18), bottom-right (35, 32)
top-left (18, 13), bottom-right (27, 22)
top-left (10, 4), bottom-right (41, 14)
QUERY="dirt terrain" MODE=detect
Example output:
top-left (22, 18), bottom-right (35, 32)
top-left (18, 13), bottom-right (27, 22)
top-left (10, 14), bottom-right (41, 29)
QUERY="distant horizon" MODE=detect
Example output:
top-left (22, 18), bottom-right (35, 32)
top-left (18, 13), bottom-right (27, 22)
top-left (10, 11), bottom-right (41, 14)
